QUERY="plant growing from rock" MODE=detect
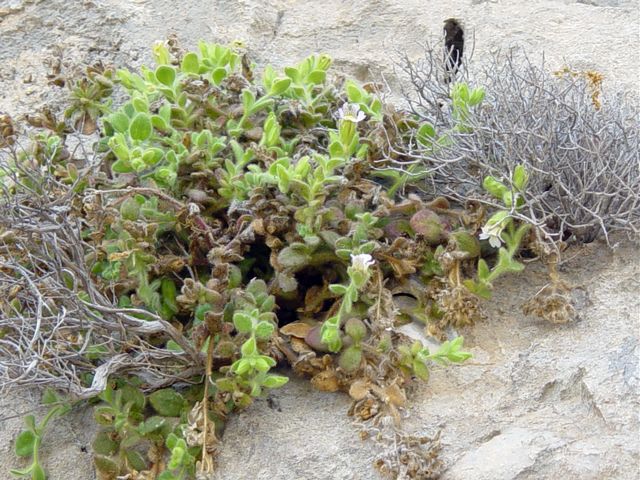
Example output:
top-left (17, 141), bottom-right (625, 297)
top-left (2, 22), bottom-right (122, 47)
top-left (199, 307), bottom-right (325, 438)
top-left (0, 38), bottom-right (562, 479)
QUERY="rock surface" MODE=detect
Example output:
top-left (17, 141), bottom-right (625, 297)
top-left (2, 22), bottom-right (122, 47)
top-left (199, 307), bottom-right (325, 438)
top-left (0, 1), bottom-right (638, 479)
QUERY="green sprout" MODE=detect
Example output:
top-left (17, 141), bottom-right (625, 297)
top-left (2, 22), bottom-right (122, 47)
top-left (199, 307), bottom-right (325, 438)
top-left (11, 391), bottom-right (70, 480)
top-left (321, 252), bottom-right (375, 353)
top-left (464, 165), bottom-right (531, 299)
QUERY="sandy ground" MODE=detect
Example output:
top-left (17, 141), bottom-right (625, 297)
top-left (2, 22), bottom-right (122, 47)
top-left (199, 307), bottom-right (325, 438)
top-left (1, 0), bottom-right (639, 479)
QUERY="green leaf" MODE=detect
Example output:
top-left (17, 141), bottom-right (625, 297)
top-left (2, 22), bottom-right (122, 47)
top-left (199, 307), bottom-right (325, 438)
top-left (339, 345), bottom-right (362, 372)
top-left (108, 134), bottom-right (130, 161)
top-left (138, 415), bottom-right (167, 436)
top-left (181, 52), bottom-right (200, 74)
top-left (482, 176), bottom-right (508, 200)
top-left (108, 111), bottom-right (130, 133)
top-left (513, 164), bottom-right (529, 191)
top-left (92, 431), bottom-right (119, 456)
top-left (453, 83), bottom-right (470, 102)
top-left (502, 191), bottom-right (515, 208)
top-left (269, 77), bottom-right (291, 96)
top-left (23, 415), bottom-right (36, 432)
top-left (412, 359), bottom-right (430, 381)
top-left (262, 65), bottom-right (275, 89)
top-left (165, 432), bottom-right (179, 450)
top-left (120, 384), bottom-right (145, 412)
top-left (129, 113), bottom-right (152, 141)
top-left (126, 449), bottom-right (148, 471)
top-left (212, 67), bottom-right (227, 85)
top-left (41, 389), bottom-right (59, 406)
top-left (242, 89), bottom-right (256, 111)
top-left (345, 81), bottom-right (364, 103)
top-left (232, 358), bottom-right (251, 375)
top-left (328, 284), bottom-right (348, 295)
top-left (153, 43), bottom-right (171, 65)
top-left (148, 389), bottom-right (185, 417)
top-left (151, 114), bottom-right (169, 132)
top-left (496, 248), bottom-right (524, 273)
top-left (417, 123), bottom-right (436, 147)
top-left (320, 324), bottom-right (342, 353)
top-left (155, 65), bottom-right (176, 86)
top-left (305, 70), bottom-right (326, 85)
top-left (233, 312), bottom-right (253, 334)
top-left (94, 455), bottom-right (119, 476)
top-left (10, 465), bottom-right (33, 477)
top-left (31, 464), bottom-right (45, 480)
top-left (14, 430), bottom-right (36, 457)
top-left (469, 87), bottom-right (485, 106)
top-left (262, 375), bottom-right (289, 389)
top-left (345, 318), bottom-right (367, 342)
top-left (477, 259), bottom-right (490, 282)
top-left (158, 472), bottom-right (178, 480)
top-left (141, 147), bottom-right (163, 166)
top-left (277, 245), bottom-right (310, 270)
top-left (241, 337), bottom-right (257, 356)
top-left (255, 321), bottom-right (274, 339)
top-left (168, 444), bottom-right (185, 470)
top-left (317, 54), bottom-right (332, 70)
top-left (284, 66), bottom-right (299, 82)
top-left (132, 96), bottom-right (149, 113)
top-left (463, 279), bottom-right (492, 300)
top-left (254, 357), bottom-right (271, 373)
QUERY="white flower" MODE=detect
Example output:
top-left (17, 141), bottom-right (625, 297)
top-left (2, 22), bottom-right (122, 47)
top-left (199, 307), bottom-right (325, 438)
top-left (479, 214), bottom-right (508, 249)
top-left (337, 103), bottom-right (366, 123)
top-left (350, 253), bottom-right (375, 272)
top-left (479, 227), bottom-right (503, 249)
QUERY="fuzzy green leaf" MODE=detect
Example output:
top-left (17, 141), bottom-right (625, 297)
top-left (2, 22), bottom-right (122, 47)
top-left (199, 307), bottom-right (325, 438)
top-left (94, 455), bottom-right (119, 476)
top-left (14, 430), bottom-right (36, 457)
top-left (284, 66), bottom-right (299, 82)
top-left (305, 70), bottom-right (326, 85)
top-left (255, 321), bottom-right (275, 339)
top-left (241, 337), bottom-right (257, 357)
top-left (92, 431), bottom-right (119, 456)
top-left (329, 284), bottom-right (348, 295)
top-left (513, 164), bottom-right (529, 191)
top-left (477, 258), bottom-right (490, 282)
top-left (270, 77), bottom-right (291, 96)
top-left (469, 87), bottom-right (485, 106)
top-left (181, 52), bottom-right (200, 74)
top-left (212, 67), bottom-right (227, 85)
top-left (482, 176), bottom-right (508, 200)
top-left (417, 123), bottom-right (436, 147)
top-left (262, 375), bottom-right (289, 389)
top-left (339, 345), bottom-right (362, 372)
top-left (32, 464), bottom-right (46, 480)
top-left (233, 312), bottom-right (253, 334)
top-left (463, 279), bottom-right (492, 300)
top-left (412, 359), bottom-right (430, 381)
top-left (108, 111), bottom-right (130, 133)
top-left (126, 449), bottom-right (148, 471)
top-left (129, 113), bottom-right (152, 141)
top-left (148, 389), bottom-right (185, 417)
top-left (345, 81), bottom-right (364, 103)
top-left (277, 245), bottom-right (310, 270)
top-left (155, 65), bottom-right (176, 86)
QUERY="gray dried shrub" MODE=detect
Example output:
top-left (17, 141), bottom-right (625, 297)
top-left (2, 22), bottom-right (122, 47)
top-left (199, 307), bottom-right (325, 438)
top-left (0, 141), bottom-right (199, 397)
top-left (394, 44), bottom-right (639, 246)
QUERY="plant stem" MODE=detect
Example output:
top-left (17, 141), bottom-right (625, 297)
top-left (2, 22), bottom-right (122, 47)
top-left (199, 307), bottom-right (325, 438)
top-left (199, 333), bottom-right (215, 474)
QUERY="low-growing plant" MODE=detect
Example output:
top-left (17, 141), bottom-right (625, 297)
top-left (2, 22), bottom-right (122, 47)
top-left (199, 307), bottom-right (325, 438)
top-left (0, 38), bottom-right (567, 479)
